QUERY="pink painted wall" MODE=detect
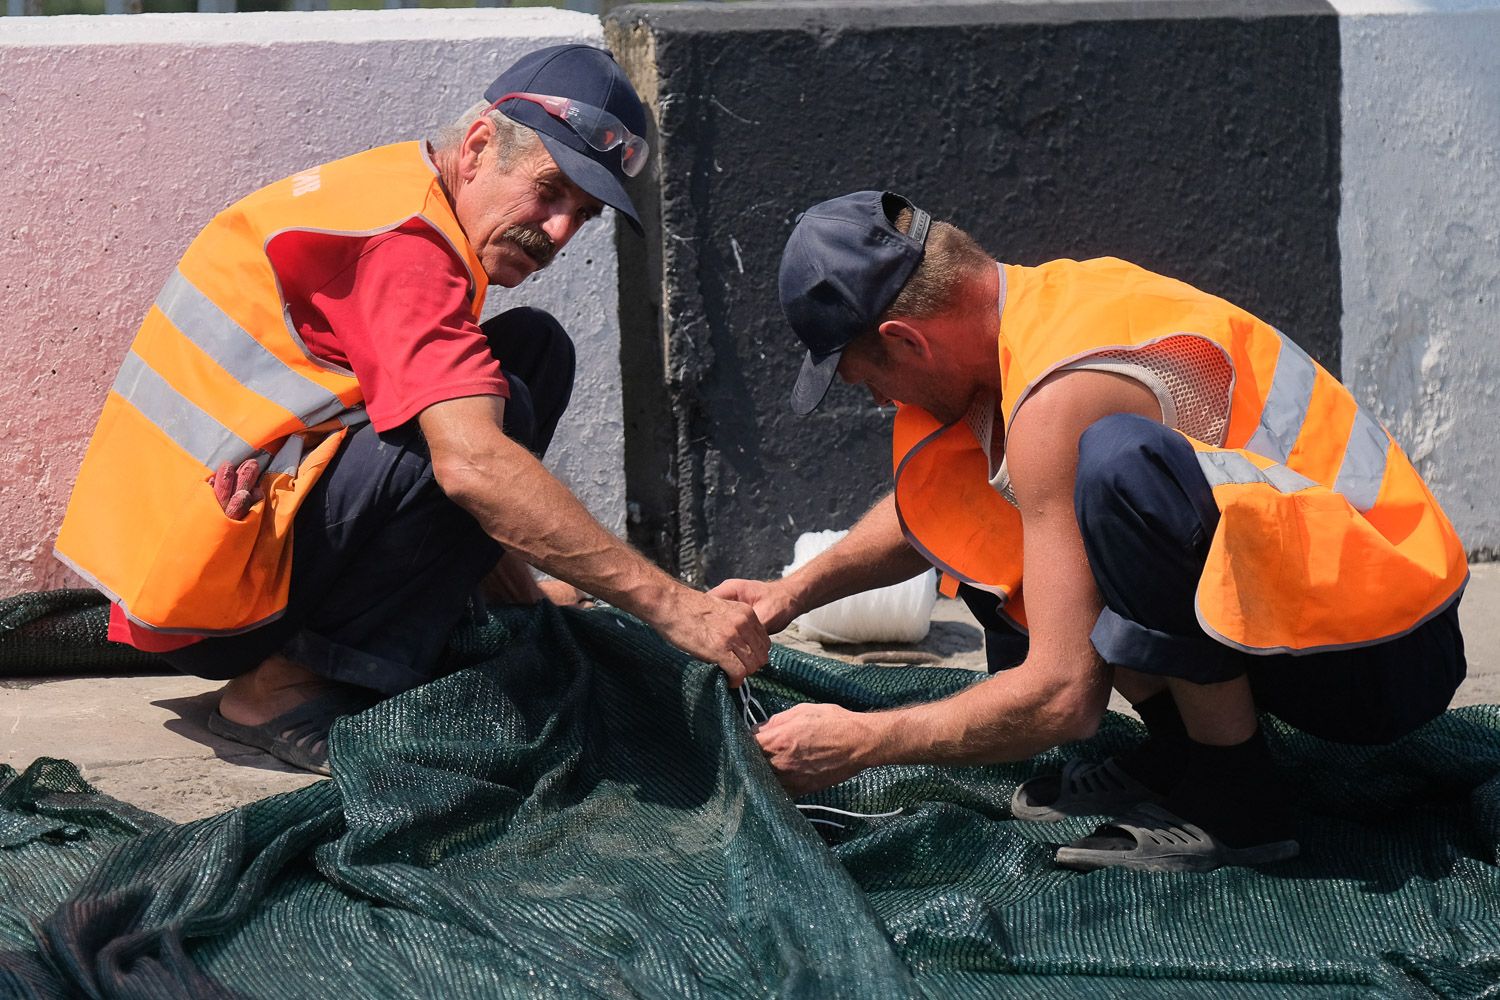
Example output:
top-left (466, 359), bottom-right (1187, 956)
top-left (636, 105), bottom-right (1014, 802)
top-left (0, 10), bottom-right (625, 597)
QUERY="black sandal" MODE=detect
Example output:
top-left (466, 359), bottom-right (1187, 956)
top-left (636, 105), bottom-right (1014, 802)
top-left (207, 687), bottom-right (375, 776)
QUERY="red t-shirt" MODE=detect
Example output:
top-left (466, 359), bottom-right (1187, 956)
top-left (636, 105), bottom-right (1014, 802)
top-left (107, 221), bottom-right (505, 651)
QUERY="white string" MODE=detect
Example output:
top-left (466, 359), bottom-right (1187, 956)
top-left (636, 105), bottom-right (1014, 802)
top-left (795, 804), bottom-right (904, 820)
top-left (738, 678), bottom-right (770, 727)
top-left (738, 679), bottom-right (906, 830)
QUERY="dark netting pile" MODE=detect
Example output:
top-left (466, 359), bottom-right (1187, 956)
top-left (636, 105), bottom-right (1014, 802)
top-left (4, 594), bottom-right (1500, 998)
top-left (0, 590), bottom-right (168, 677)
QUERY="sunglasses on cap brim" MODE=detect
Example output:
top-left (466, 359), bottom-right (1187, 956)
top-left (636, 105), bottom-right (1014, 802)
top-left (488, 91), bottom-right (649, 178)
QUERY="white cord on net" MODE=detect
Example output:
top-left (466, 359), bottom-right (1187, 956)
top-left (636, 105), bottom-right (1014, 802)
top-left (795, 804), bottom-right (905, 820)
top-left (795, 798), bottom-right (904, 830)
top-left (738, 678), bottom-right (770, 727)
top-left (737, 679), bottom-right (906, 830)
top-left (799, 807), bottom-right (904, 831)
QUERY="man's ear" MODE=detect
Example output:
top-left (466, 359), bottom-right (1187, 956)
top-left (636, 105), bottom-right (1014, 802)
top-left (877, 318), bottom-right (932, 360)
top-left (459, 116), bottom-right (494, 182)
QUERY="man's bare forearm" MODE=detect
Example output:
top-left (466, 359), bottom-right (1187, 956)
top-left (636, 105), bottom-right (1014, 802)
top-left (754, 647), bottom-right (1111, 792)
top-left (450, 450), bottom-right (679, 611)
top-left (869, 650), bottom-right (1109, 766)
top-left (418, 397), bottom-right (682, 610)
top-left (420, 397), bottom-right (771, 682)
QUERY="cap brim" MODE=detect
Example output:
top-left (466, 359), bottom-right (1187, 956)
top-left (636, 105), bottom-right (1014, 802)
top-left (790, 348), bottom-right (843, 415)
top-left (536, 132), bottom-right (643, 237)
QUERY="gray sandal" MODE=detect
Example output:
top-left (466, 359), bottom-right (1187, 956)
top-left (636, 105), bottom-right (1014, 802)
top-left (1053, 803), bottom-right (1300, 873)
top-left (1011, 757), bottom-right (1164, 822)
top-left (207, 688), bottom-right (374, 776)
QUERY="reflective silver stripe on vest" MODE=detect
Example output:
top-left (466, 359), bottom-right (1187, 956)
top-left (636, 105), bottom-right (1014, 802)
top-left (264, 434), bottom-right (305, 478)
top-left (1244, 333), bottom-right (1316, 463)
top-left (1197, 450), bottom-right (1316, 495)
top-left (259, 411), bottom-right (368, 479)
top-left (1333, 407), bottom-right (1390, 512)
top-left (1233, 329), bottom-right (1393, 511)
top-left (113, 352), bottom-right (254, 469)
top-left (155, 269), bottom-right (350, 427)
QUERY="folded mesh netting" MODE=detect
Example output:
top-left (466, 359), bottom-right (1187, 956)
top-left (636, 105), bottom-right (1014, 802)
top-left (3, 600), bottom-right (1500, 998)
top-left (0, 590), bottom-right (169, 676)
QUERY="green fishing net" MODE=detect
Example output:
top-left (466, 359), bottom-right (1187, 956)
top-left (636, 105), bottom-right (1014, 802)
top-left (3, 597), bottom-right (1499, 998)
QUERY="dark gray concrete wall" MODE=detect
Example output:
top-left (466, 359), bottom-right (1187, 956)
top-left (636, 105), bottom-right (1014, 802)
top-left (608, 0), bottom-right (1342, 584)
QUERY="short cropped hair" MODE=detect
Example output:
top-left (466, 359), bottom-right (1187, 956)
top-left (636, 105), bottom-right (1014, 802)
top-left (432, 100), bottom-right (543, 171)
top-left (879, 208), bottom-right (993, 322)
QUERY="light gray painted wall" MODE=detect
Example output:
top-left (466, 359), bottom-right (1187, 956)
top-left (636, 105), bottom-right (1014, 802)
top-left (1335, 1), bottom-right (1500, 556)
top-left (0, 10), bottom-right (626, 598)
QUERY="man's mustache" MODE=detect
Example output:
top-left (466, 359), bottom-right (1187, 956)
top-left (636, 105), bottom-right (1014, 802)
top-left (504, 224), bottom-right (557, 269)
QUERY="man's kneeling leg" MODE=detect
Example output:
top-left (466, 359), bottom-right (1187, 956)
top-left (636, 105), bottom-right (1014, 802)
top-left (1037, 415), bottom-right (1298, 870)
top-left (1040, 414), bottom-right (1461, 870)
top-left (166, 420), bottom-right (501, 774)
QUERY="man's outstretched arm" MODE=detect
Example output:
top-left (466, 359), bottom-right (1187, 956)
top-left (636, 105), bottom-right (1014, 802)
top-left (418, 394), bottom-right (770, 685)
top-left (709, 492), bottom-right (932, 634)
top-left (754, 371), bottom-right (1161, 793)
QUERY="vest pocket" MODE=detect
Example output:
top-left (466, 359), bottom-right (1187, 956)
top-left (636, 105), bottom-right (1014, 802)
top-left (131, 476), bottom-right (285, 634)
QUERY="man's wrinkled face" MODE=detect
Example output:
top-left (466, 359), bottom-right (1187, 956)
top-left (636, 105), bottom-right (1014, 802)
top-left (456, 136), bottom-right (605, 288)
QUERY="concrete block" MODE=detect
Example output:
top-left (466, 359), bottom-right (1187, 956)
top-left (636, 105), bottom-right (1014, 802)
top-left (609, 0), bottom-right (1343, 583)
top-left (0, 9), bottom-right (627, 599)
top-left (1333, 1), bottom-right (1500, 558)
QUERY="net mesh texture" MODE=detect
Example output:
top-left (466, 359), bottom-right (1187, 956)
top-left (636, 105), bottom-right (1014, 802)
top-left (3, 591), bottom-right (1500, 999)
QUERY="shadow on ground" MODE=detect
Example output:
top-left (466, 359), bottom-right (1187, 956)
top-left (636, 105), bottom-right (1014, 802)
top-left (153, 691), bottom-right (312, 776)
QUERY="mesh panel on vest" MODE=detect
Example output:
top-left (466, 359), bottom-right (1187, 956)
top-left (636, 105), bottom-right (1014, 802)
top-left (961, 394), bottom-right (1020, 506)
top-left (962, 393), bottom-right (993, 457)
top-left (971, 335), bottom-right (1234, 509)
top-left (1065, 334), bottom-right (1233, 447)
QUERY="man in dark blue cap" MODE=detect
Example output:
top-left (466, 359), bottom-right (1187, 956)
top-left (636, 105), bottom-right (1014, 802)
top-left (712, 190), bottom-right (1467, 873)
top-left (60, 44), bottom-right (769, 776)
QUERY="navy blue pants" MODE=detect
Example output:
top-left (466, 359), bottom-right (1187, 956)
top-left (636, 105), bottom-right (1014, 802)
top-left (163, 307), bottom-right (576, 695)
top-left (966, 414), bottom-right (1466, 745)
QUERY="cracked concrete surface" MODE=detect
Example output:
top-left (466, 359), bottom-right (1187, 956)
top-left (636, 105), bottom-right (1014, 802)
top-left (4, 563), bottom-right (1496, 823)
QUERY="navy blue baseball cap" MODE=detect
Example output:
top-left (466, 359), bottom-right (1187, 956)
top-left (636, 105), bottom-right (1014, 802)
top-left (779, 191), bottom-right (931, 415)
top-left (484, 44), bottom-right (648, 236)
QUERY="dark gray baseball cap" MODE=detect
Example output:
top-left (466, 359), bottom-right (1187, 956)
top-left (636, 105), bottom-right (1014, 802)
top-left (778, 191), bottom-right (931, 414)
top-left (484, 44), bottom-right (648, 236)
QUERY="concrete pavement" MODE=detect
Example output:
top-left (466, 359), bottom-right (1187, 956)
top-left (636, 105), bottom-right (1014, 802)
top-left (4, 562), bottom-right (1496, 823)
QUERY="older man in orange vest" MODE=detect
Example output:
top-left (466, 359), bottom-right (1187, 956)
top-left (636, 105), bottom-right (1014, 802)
top-left (57, 45), bottom-right (768, 776)
top-left (713, 190), bottom-right (1467, 872)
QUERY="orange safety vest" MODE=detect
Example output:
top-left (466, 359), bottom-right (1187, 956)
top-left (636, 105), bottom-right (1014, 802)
top-left (893, 257), bottom-right (1467, 654)
top-left (55, 142), bottom-right (487, 635)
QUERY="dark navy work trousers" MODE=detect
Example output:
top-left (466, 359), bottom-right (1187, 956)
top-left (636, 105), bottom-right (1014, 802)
top-left (964, 414), bottom-right (1466, 746)
top-left (163, 307), bottom-right (576, 695)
